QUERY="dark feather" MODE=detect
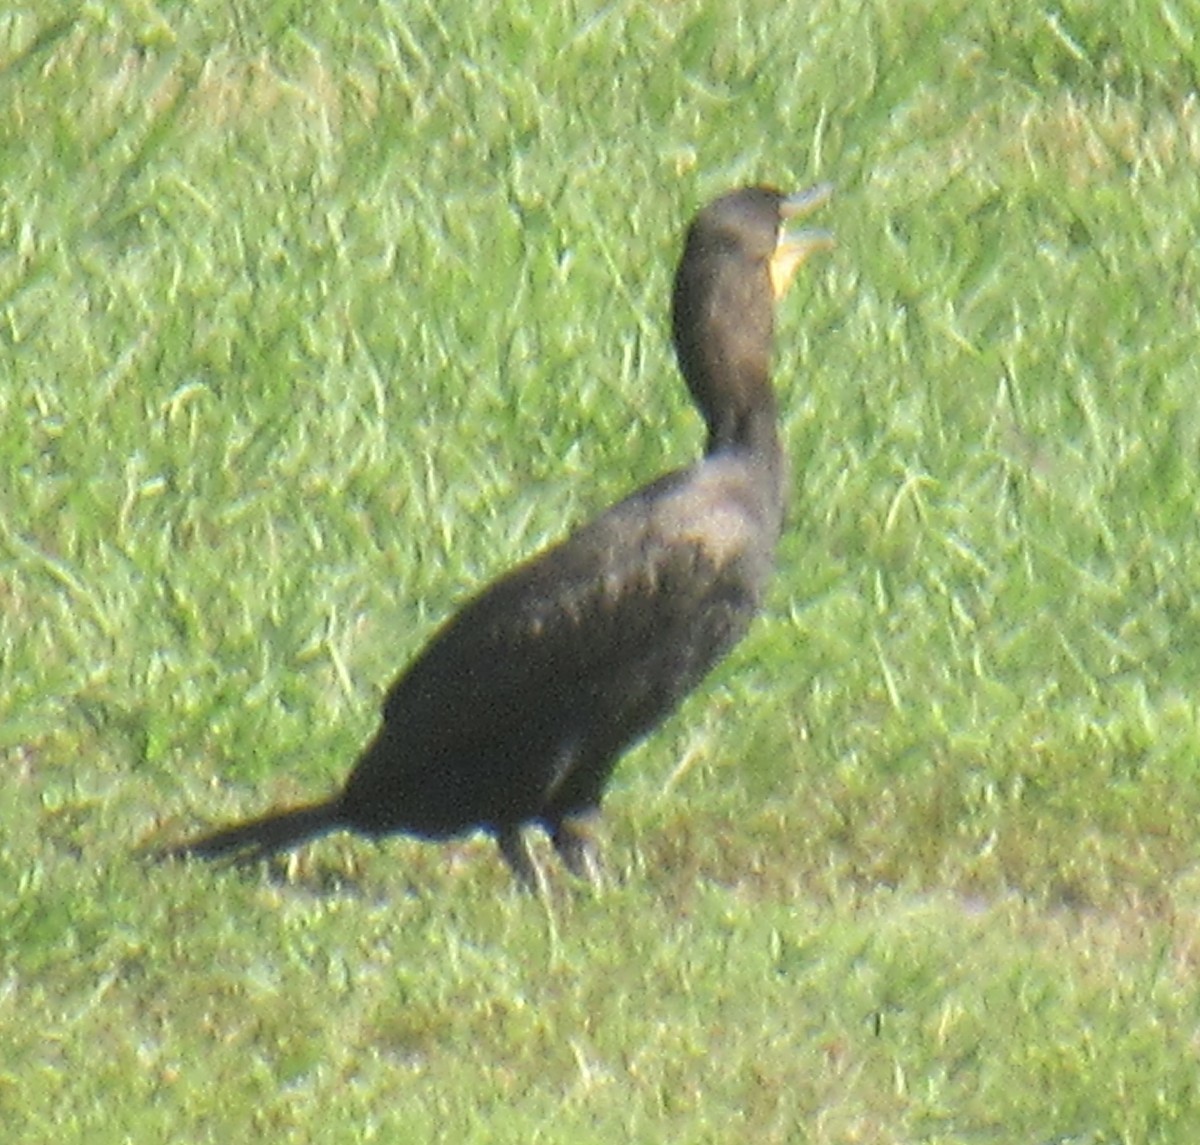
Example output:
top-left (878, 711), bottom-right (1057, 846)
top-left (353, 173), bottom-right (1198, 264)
top-left (158, 185), bottom-right (831, 890)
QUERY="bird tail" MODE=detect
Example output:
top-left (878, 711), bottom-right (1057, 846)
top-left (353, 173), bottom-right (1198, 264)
top-left (156, 797), bottom-right (344, 864)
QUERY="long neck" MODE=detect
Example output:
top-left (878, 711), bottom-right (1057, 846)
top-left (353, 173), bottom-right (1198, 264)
top-left (676, 314), bottom-right (787, 534)
top-left (673, 279), bottom-right (781, 459)
top-left (700, 374), bottom-right (780, 458)
top-left (672, 252), bottom-right (786, 531)
top-left (672, 227), bottom-right (782, 457)
top-left (706, 375), bottom-right (787, 536)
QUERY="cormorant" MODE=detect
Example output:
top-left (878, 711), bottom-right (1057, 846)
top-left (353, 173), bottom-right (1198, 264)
top-left (160, 184), bottom-right (833, 890)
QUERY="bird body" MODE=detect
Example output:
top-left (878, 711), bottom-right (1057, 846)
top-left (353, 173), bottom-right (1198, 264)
top-left (161, 184), bottom-right (833, 888)
top-left (345, 449), bottom-right (779, 833)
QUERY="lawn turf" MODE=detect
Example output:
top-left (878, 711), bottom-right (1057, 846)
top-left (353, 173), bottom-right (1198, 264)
top-left (3, 2), bottom-right (1200, 1141)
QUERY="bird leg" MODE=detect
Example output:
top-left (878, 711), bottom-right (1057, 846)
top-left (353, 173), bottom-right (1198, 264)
top-left (496, 825), bottom-right (547, 896)
top-left (551, 814), bottom-right (606, 888)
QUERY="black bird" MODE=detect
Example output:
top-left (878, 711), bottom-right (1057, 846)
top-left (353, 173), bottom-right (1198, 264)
top-left (160, 184), bottom-right (833, 890)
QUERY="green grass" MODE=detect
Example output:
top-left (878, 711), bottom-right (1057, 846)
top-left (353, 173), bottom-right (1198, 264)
top-left (3, 0), bottom-right (1200, 1140)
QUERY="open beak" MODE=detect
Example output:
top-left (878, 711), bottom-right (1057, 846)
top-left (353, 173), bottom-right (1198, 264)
top-left (770, 182), bottom-right (835, 300)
